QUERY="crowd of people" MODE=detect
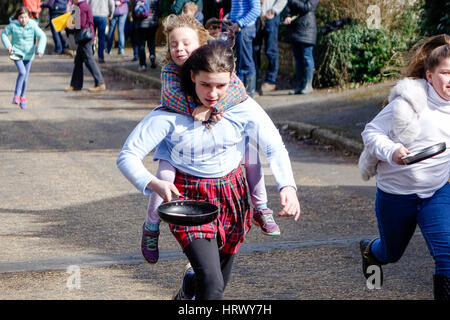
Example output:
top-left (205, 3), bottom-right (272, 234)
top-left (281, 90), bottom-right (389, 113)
top-left (8, 0), bottom-right (320, 97)
top-left (1, 1), bottom-right (449, 302)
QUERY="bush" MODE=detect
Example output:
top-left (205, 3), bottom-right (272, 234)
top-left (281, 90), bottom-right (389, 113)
top-left (313, 1), bottom-right (422, 88)
top-left (420, 0), bottom-right (450, 35)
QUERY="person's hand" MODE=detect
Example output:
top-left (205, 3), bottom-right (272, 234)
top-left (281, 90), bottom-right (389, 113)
top-left (8, 46), bottom-right (12, 53)
top-left (192, 105), bottom-right (213, 121)
top-left (147, 177), bottom-right (181, 202)
top-left (233, 22), bottom-right (241, 33)
top-left (277, 186), bottom-right (300, 221)
top-left (284, 17), bottom-right (292, 24)
top-left (210, 112), bottom-right (224, 122)
top-left (37, 53), bottom-right (43, 58)
top-left (265, 10), bottom-right (275, 20)
top-left (392, 145), bottom-right (411, 165)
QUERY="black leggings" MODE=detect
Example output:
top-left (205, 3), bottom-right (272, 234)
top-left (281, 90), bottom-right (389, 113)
top-left (183, 238), bottom-right (235, 300)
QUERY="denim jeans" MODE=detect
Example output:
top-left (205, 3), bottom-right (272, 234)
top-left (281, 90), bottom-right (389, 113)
top-left (107, 14), bottom-right (127, 54)
top-left (291, 42), bottom-right (315, 90)
top-left (253, 15), bottom-right (280, 84)
top-left (93, 16), bottom-right (108, 60)
top-left (235, 24), bottom-right (257, 96)
top-left (371, 182), bottom-right (450, 275)
top-left (14, 60), bottom-right (32, 97)
top-left (49, 12), bottom-right (68, 53)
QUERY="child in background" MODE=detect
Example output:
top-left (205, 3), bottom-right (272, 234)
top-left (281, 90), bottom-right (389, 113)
top-left (140, 14), bottom-right (281, 264)
top-left (359, 34), bottom-right (450, 300)
top-left (182, 1), bottom-right (204, 24)
top-left (1, 7), bottom-right (47, 109)
top-left (205, 17), bottom-right (222, 38)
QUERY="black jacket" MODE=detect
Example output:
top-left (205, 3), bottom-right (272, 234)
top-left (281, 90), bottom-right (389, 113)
top-left (284, 0), bottom-right (319, 45)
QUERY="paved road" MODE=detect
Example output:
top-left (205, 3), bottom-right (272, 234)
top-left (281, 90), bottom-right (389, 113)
top-left (0, 50), bottom-right (434, 300)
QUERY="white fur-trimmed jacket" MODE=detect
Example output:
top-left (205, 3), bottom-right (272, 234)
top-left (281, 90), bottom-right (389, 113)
top-left (358, 78), bottom-right (428, 181)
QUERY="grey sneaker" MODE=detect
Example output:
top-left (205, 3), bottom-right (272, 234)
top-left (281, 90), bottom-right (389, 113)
top-left (173, 263), bottom-right (195, 300)
top-left (252, 208), bottom-right (280, 236)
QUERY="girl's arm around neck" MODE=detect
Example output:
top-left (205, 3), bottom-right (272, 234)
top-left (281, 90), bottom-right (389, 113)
top-left (161, 64), bottom-right (197, 116)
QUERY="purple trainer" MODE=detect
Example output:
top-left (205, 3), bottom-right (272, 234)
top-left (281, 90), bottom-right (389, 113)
top-left (252, 208), bottom-right (281, 236)
top-left (141, 223), bottom-right (159, 263)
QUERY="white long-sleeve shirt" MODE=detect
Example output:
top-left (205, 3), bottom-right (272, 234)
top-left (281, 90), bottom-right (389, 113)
top-left (117, 97), bottom-right (297, 195)
top-left (362, 83), bottom-right (450, 198)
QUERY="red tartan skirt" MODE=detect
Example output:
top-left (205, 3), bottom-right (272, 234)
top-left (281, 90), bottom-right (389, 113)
top-left (169, 166), bottom-right (252, 255)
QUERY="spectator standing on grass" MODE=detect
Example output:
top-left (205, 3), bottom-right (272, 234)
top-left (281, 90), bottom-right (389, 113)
top-left (283, 0), bottom-right (319, 95)
top-left (228, 0), bottom-right (261, 98)
top-left (253, 0), bottom-right (286, 95)
top-left (41, 0), bottom-right (69, 54)
top-left (88, 0), bottom-right (115, 63)
top-left (106, 0), bottom-right (129, 55)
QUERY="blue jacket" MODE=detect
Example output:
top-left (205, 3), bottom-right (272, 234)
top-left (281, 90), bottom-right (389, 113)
top-left (1, 18), bottom-right (47, 60)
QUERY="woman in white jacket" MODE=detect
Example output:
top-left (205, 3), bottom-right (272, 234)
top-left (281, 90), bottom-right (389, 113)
top-left (359, 34), bottom-right (450, 300)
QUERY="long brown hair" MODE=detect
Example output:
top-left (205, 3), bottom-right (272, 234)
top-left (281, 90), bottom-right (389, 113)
top-left (406, 34), bottom-right (450, 78)
top-left (180, 40), bottom-right (235, 98)
top-left (161, 14), bottom-right (212, 64)
top-left (13, 6), bottom-right (31, 20)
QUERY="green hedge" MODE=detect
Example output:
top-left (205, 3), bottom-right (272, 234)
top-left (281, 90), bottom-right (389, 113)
top-left (312, 0), bottom-right (423, 88)
top-left (314, 14), bottom-right (421, 88)
top-left (420, 0), bottom-right (450, 35)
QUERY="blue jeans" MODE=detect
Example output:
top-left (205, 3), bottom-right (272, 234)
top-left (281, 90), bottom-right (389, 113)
top-left (253, 15), bottom-right (280, 84)
top-left (93, 16), bottom-right (108, 60)
top-left (235, 24), bottom-right (257, 96)
top-left (14, 60), bottom-right (32, 97)
top-left (371, 183), bottom-right (450, 275)
top-left (291, 42), bottom-right (315, 90)
top-left (49, 12), bottom-right (68, 53)
top-left (107, 14), bottom-right (127, 54)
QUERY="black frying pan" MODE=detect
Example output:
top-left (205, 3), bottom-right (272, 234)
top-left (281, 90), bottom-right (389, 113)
top-left (158, 200), bottom-right (219, 226)
top-left (401, 142), bottom-right (447, 165)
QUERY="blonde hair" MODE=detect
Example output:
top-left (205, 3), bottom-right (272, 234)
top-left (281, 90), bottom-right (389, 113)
top-left (182, 2), bottom-right (198, 15)
top-left (162, 14), bottom-right (212, 64)
top-left (406, 34), bottom-right (450, 79)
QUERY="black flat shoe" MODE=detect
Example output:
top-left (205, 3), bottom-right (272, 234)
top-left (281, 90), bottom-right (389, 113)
top-left (360, 239), bottom-right (384, 287)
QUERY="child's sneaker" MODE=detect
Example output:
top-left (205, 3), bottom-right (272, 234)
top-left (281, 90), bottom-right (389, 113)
top-left (12, 96), bottom-right (20, 104)
top-left (173, 263), bottom-right (195, 300)
top-left (141, 223), bottom-right (159, 263)
top-left (252, 208), bottom-right (281, 236)
top-left (19, 96), bottom-right (26, 109)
